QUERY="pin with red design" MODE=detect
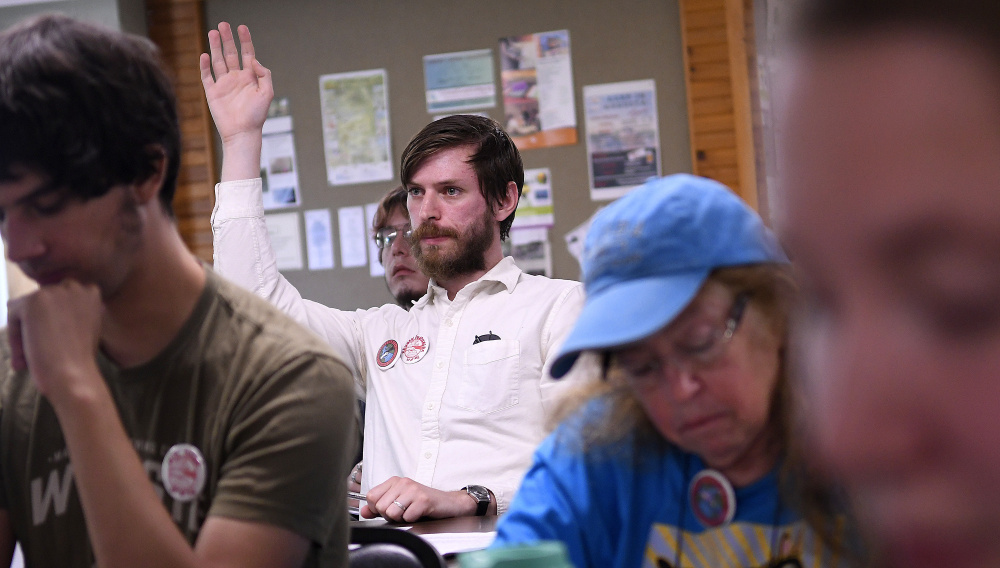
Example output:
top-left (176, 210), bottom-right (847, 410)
top-left (376, 339), bottom-right (399, 370)
top-left (161, 443), bottom-right (207, 503)
top-left (688, 469), bottom-right (736, 527)
top-left (402, 335), bottom-right (428, 364)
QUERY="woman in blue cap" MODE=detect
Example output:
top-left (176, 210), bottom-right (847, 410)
top-left (491, 175), bottom-right (849, 567)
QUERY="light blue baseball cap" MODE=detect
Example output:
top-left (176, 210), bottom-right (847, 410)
top-left (550, 174), bottom-right (788, 378)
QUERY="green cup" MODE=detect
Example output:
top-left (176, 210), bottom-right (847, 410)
top-left (458, 541), bottom-right (574, 568)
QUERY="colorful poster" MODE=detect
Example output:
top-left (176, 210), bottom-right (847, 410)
top-left (318, 69), bottom-right (393, 186)
top-left (260, 97), bottom-right (300, 209)
top-left (423, 49), bottom-right (496, 113)
top-left (584, 79), bottom-right (661, 200)
top-left (512, 167), bottom-right (554, 229)
top-left (499, 29), bottom-right (577, 150)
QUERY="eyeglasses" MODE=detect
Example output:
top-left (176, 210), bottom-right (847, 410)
top-left (611, 292), bottom-right (751, 391)
top-left (374, 225), bottom-right (412, 250)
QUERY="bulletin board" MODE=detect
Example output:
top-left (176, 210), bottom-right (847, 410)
top-left (204, 0), bottom-right (692, 310)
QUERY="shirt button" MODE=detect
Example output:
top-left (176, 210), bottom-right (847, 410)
top-left (427, 403), bottom-right (434, 410)
top-left (445, 319), bottom-right (453, 327)
top-left (436, 361), bottom-right (444, 369)
top-left (424, 452), bottom-right (432, 459)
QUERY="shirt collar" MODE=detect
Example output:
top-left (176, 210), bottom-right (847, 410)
top-left (419, 256), bottom-right (522, 305)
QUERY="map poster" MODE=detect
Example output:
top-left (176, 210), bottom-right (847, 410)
top-left (499, 29), bottom-right (578, 150)
top-left (423, 49), bottom-right (496, 113)
top-left (584, 79), bottom-right (661, 200)
top-left (318, 69), bottom-right (393, 186)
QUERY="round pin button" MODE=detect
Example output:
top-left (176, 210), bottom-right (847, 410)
top-left (161, 443), bottom-right (207, 503)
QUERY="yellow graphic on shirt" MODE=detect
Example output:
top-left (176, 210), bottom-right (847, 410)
top-left (642, 520), bottom-right (846, 568)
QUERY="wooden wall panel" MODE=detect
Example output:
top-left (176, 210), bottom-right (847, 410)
top-left (679, 0), bottom-right (758, 209)
top-left (145, 0), bottom-right (217, 262)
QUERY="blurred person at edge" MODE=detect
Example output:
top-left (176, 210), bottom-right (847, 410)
top-left (780, 2), bottom-right (1000, 568)
top-left (492, 175), bottom-right (852, 568)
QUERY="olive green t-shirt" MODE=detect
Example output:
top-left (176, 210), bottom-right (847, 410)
top-left (0, 268), bottom-right (357, 567)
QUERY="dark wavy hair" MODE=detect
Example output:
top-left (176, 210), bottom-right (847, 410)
top-left (0, 13), bottom-right (180, 215)
top-left (400, 115), bottom-right (523, 241)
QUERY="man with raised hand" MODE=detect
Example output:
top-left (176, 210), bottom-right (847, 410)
top-left (0, 14), bottom-right (356, 568)
top-left (206, 22), bottom-right (585, 521)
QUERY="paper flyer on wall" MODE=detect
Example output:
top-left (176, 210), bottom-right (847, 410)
top-left (338, 206), bottom-right (369, 268)
top-left (365, 202), bottom-right (385, 277)
top-left (583, 79), bottom-right (661, 200)
top-left (512, 167), bottom-right (554, 229)
top-left (509, 227), bottom-right (552, 277)
top-left (260, 97), bottom-right (301, 209)
top-left (264, 212), bottom-right (304, 271)
top-left (304, 209), bottom-right (335, 270)
top-left (499, 29), bottom-right (578, 150)
top-left (318, 69), bottom-right (393, 186)
top-left (423, 49), bottom-right (496, 113)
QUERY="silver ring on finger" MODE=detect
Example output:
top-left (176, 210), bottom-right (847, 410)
top-left (392, 500), bottom-right (408, 512)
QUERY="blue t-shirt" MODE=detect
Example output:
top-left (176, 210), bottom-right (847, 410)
top-left (493, 413), bottom-right (847, 568)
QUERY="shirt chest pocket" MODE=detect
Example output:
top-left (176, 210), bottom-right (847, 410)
top-left (457, 339), bottom-right (520, 414)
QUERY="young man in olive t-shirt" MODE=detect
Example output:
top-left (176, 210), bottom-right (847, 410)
top-left (0, 14), bottom-right (356, 568)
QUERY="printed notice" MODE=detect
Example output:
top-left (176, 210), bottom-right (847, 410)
top-left (264, 212), bottom-right (304, 271)
top-left (424, 49), bottom-right (496, 113)
top-left (338, 206), bottom-right (369, 268)
top-left (499, 30), bottom-right (578, 150)
top-left (365, 202), bottom-right (385, 277)
top-left (304, 209), bottom-right (335, 270)
top-left (584, 79), bottom-right (661, 200)
top-left (319, 69), bottom-right (393, 185)
top-left (260, 97), bottom-right (301, 209)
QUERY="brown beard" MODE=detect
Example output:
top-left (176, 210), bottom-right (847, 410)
top-left (410, 207), bottom-right (494, 282)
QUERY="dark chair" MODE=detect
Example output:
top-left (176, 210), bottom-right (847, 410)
top-left (349, 525), bottom-right (447, 568)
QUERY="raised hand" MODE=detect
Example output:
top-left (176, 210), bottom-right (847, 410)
top-left (200, 22), bottom-right (272, 144)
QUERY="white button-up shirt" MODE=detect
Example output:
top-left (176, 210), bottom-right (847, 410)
top-left (211, 178), bottom-right (587, 513)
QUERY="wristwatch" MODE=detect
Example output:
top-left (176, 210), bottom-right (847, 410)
top-left (462, 485), bottom-right (491, 516)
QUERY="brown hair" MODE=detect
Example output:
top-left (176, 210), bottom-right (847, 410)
top-left (399, 115), bottom-right (523, 241)
top-left (372, 185), bottom-right (409, 234)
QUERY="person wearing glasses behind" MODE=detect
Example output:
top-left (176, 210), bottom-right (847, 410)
top-left (491, 175), bottom-right (850, 568)
top-left (372, 185), bottom-right (430, 310)
top-left (349, 187), bottom-right (431, 497)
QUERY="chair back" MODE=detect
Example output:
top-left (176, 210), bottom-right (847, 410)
top-left (349, 525), bottom-right (447, 568)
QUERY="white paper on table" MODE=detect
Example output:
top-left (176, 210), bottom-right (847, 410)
top-left (338, 206), bottom-right (369, 268)
top-left (419, 531), bottom-right (496, 556)
top-left (264, 212), bottom-right (304, 271)
top-left (304, 209), bottom-right (335, 270)
top-left (364, 202), bottom-right (385, 277)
